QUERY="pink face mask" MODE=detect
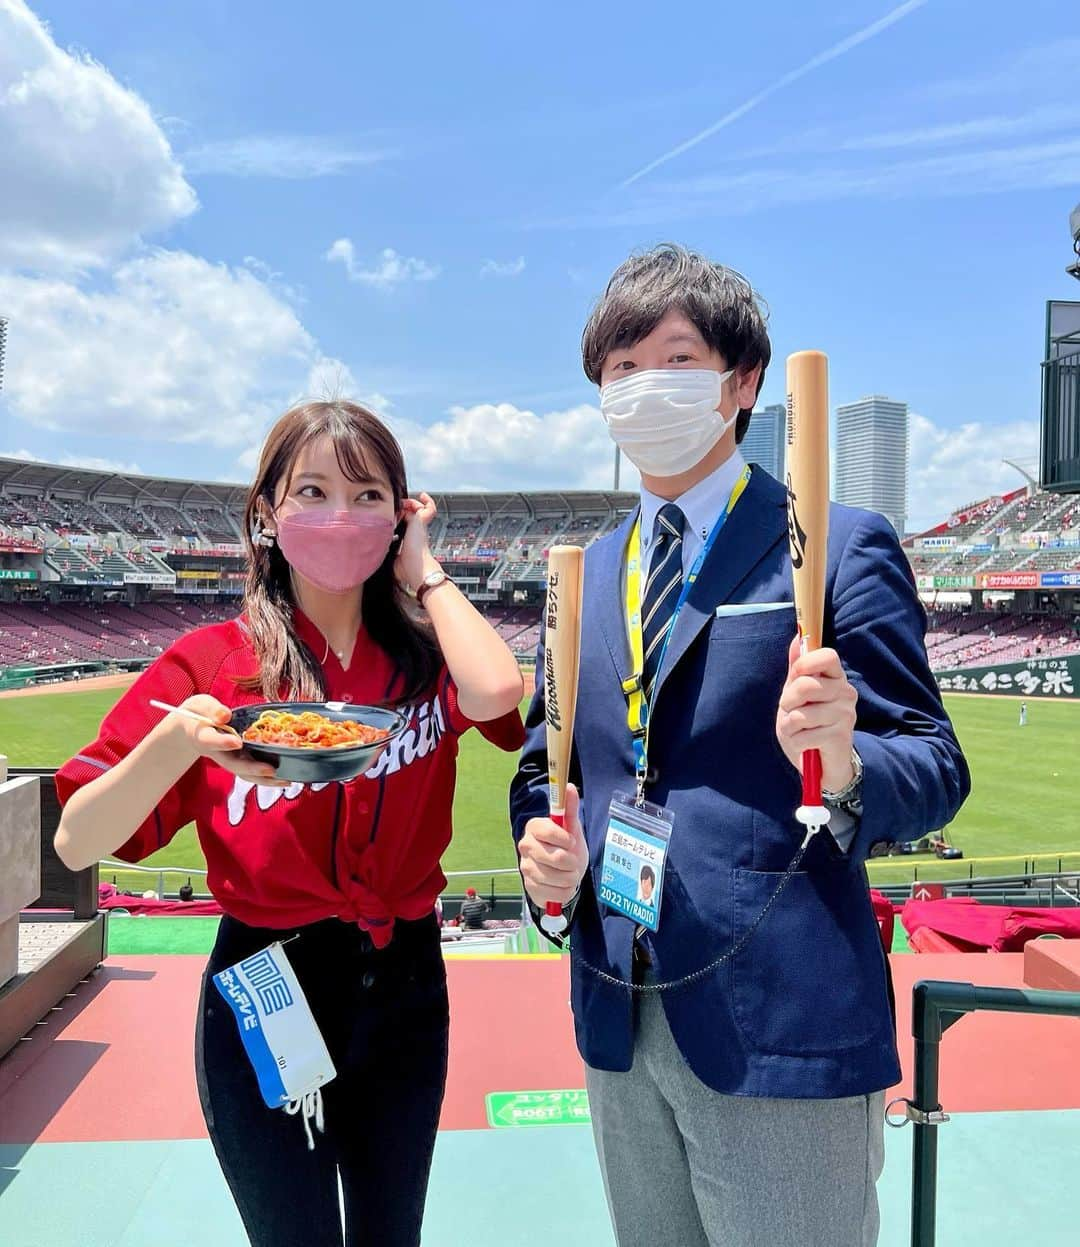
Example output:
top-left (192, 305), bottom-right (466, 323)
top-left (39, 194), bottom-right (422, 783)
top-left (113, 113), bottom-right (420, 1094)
top-left (274, 510), bottom-right (396, 594)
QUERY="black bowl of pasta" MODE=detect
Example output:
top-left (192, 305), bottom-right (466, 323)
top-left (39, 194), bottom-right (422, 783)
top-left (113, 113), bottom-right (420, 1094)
top-left (228, 701), bottom-right (408, 783)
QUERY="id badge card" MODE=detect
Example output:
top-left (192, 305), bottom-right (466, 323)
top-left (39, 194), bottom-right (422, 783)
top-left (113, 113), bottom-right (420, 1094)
top-left (213, 941), bottom-right (337, 1108)
top-left (599, 793), bottom-right (673, 932)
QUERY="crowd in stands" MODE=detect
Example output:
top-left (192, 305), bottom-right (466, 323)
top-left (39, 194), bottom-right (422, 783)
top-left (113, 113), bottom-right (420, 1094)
top-left (0, 602), bottom-right (237, 669)
top-left (910, 483), bottom-right (1080, 577)
top-left (924, 610), bottom-right (1080, 671)
top-left (3, 478), bottom-right (1080, 683)
top-left (0, 599), bottom-right (544, 671)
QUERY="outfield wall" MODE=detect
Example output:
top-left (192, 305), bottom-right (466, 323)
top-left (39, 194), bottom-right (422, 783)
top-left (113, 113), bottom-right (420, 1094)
top-left (935, 655), bottom-right (1080, 698)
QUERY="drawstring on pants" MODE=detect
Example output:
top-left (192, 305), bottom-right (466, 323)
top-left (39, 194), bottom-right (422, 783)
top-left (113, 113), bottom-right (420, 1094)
top-left (285, 1087), bottom-right (325, 1151)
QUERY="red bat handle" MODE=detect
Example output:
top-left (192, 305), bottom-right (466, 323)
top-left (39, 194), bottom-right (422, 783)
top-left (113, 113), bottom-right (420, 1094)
top-left (802, 748), bottom-right (823, 807)
top-left (545, 809), bottom-right (566, 921)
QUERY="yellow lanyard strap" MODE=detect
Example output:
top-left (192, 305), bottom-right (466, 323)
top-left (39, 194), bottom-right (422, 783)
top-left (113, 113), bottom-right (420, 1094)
top-left (622, 465), bottom-right (751, 799)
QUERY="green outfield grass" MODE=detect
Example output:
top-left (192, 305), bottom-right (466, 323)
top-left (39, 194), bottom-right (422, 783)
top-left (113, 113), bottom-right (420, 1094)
top-left (2, 687), bottom-right (1077, 894)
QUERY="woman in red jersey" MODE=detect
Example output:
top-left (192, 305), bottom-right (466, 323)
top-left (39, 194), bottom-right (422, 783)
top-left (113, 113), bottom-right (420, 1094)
top-left (54, 400), bottom-right (525, 1247)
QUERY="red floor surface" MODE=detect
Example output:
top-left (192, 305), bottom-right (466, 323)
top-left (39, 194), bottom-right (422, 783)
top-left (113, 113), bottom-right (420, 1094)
top-left (1, 951), bottom-right (1078, 1145)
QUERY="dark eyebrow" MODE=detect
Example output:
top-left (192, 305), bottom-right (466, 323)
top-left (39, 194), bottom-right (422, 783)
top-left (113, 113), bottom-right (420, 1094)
top-left (294, 471), bottom-right (382, 487)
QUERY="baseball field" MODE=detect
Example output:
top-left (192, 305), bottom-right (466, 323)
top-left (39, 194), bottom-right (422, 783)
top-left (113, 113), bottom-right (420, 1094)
top-left (1, 684), bottom-right (1077, 892)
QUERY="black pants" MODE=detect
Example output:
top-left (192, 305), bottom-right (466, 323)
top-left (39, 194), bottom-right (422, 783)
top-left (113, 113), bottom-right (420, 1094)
top-left (196, 913), bottom-right (449, 1247)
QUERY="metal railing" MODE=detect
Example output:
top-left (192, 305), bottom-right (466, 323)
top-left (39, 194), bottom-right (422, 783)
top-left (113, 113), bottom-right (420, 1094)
top-left (100, 859), bottom-right (523, 900)
top-left (888, 979), bottom-right (1080, 1246)
top-left (874, 870), bottom-right (1080, 908)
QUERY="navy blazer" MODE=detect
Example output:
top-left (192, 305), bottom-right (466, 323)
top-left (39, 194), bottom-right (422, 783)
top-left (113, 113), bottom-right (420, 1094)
top-left (509, 466), bottom-right (969, 1099)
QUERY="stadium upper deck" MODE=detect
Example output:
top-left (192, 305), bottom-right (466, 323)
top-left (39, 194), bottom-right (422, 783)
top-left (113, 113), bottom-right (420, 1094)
top-left (2, 454), bottom-right (1079, 599)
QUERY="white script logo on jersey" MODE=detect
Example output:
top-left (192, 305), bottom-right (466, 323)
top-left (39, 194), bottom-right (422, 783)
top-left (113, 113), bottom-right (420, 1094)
top-left (225, 695), bottom-right (446, 826)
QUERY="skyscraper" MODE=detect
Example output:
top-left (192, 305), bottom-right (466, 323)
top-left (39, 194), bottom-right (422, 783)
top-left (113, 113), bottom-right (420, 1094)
top-left (834, 395), bottom-right (909, 537)
top-left (741, 403), bottom-right (786, 480)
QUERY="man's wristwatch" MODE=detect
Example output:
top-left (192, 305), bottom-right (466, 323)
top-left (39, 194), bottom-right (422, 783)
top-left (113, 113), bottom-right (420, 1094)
top-left (415, 569), bottom-right (449, 607)
top-left (821, 748), bottom-right (864, 817)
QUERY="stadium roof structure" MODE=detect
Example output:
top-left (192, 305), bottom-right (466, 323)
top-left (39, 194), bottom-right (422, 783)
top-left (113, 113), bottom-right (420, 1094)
top-left (0, 456), bottom-right (637, 516)
top-left (0, 456), bottom-right (247, 509)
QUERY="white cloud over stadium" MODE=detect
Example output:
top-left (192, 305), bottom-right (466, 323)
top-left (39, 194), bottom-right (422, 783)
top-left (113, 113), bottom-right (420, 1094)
top-left (907, 412), bottom-right (1039, 533)
top-left (0, 0), bottom-right (196, 271)
top-left (0, 253), bottom-right (345, 448)
top-left (0, 3), bottom-right (362, 454)
top-left (390, 401), bottom-right (634, 493)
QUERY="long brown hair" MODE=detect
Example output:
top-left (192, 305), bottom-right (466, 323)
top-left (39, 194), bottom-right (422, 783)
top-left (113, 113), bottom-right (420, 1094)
top-left (238, 400), bottom-right (442, 705)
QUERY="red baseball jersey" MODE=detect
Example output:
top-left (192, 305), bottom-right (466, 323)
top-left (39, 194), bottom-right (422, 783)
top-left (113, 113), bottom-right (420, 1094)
top-left (55, 610), bottom-right (524, 947)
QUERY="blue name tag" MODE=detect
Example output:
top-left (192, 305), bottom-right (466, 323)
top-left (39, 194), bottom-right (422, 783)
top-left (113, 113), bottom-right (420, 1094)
top-left (599, 794), bottom-right (673, 932)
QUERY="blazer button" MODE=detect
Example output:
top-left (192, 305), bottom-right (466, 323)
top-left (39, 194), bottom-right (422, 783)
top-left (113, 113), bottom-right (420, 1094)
top-left (361, 972), bottom-right (376, 990)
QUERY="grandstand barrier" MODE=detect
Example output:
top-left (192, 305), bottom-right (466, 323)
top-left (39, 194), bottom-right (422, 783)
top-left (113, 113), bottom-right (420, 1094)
top-left (892, 979), bottom-right (1080, 1246)
top-left (0, 660), bottom-right (110, 689)
top-left (934, 654), bottom-right (1080, 698)
top-left (0, 765), bottom-right (106, 1060)
top-left (0, 666), bottom-right (35, 691)
top-left (867, 852), bottom-right (1080, 887)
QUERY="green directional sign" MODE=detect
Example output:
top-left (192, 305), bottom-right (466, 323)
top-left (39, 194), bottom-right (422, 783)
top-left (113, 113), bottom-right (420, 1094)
top-left (485, 1089), bottom-right (591, 1128)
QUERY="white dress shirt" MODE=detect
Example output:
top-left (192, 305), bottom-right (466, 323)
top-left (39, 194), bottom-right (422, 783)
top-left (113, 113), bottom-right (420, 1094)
top-left (639, 450), bottom-right (748, 583)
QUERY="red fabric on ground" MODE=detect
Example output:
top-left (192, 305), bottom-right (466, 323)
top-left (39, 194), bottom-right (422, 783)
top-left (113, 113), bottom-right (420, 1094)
top-left (901, 898), bottom-right (1080, 952)
top-left (869, 890), bottom-right (894, 952)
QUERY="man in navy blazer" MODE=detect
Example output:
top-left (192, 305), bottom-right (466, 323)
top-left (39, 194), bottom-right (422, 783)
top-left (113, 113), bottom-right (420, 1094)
top-left (510, 245), bottom-right (969, 1247)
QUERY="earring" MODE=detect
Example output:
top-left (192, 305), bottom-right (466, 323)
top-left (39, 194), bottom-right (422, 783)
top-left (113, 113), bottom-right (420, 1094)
top-left (252, 519), bottom-right (276, 548)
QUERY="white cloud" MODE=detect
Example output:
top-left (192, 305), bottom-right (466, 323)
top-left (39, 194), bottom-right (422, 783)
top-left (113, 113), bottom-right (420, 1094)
top-left (2, 447), bottom-right (143, 474)
top-left (907, 412), bottom-right (1039, 533)
top-left (325, 240), bottom-right (440, 289)
top-left (235, 379), bottom-right (395, 475)
top-left (0, 0), bottom-right (196, 269)
top-left (183, 136), bottom-right (388, 179)
top-left (0, 250), bottom-right (327, 448)
top-left (305, 356), bottom-right (359, 402)
top-left (388, 401), bottom-right (630, 492)
top-left (480, 257), bottom-right (526, 278)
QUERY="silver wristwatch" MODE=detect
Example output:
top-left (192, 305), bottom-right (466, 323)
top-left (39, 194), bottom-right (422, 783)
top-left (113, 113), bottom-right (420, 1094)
top-left (821, 748), bottom-right (863, 815)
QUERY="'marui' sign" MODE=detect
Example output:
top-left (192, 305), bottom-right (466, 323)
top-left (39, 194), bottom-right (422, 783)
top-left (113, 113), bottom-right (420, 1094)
top-left (936, 656), bottom-right (1080, 699)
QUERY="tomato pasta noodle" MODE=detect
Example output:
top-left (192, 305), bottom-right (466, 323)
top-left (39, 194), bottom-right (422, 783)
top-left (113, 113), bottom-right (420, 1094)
top-left (241, 709), bottom-right (390, 751)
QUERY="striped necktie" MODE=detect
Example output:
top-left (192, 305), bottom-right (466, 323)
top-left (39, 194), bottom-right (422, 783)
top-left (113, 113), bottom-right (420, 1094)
top-left (641, 503), bottom-right (686, 701)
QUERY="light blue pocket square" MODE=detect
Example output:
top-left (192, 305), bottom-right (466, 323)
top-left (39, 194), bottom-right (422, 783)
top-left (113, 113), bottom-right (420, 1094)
top-left (714, 602), bottom-right (794, 617)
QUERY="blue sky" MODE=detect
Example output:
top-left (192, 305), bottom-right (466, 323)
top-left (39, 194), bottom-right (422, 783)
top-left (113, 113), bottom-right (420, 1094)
top-left (0, 0), bottom-right (1078, 529)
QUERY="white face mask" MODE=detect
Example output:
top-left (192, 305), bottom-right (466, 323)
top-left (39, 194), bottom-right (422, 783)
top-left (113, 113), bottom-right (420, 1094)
top-left (599, 368), bottom-right (736, 478)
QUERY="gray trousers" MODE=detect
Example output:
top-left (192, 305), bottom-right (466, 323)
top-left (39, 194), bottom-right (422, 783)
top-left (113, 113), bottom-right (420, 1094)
top-left (586, 994), bottom-right (885, 1247)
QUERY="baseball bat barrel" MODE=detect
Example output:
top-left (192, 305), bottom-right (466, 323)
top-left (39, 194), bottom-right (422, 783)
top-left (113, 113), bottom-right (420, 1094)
top-left (785, 351), bottom-right (831, 830)
top-left (541, 545), bottom-right (584, 932)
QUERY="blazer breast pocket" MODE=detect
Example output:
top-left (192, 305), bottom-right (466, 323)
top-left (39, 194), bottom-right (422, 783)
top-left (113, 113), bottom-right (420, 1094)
top-left (709, 603), bottom-right (795, 642)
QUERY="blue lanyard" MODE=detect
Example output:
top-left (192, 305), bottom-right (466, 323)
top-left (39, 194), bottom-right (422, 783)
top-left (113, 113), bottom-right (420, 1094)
top-left (622, 464), bottom-right (751, 802)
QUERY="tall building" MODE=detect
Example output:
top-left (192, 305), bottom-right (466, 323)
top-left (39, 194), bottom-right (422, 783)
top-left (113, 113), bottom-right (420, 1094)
top-left (741, 402), bottom-right (786, 480)
top-left (834, 395), bottom-right (909, 536)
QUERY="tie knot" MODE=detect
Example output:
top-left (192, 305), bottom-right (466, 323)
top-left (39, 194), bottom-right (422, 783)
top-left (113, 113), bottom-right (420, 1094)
top-left (655, 504), bottom-right (685, 542)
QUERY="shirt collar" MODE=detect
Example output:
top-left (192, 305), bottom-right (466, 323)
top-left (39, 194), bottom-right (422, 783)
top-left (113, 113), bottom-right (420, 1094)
top-left (639, 449), bottom-right (748, 547)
